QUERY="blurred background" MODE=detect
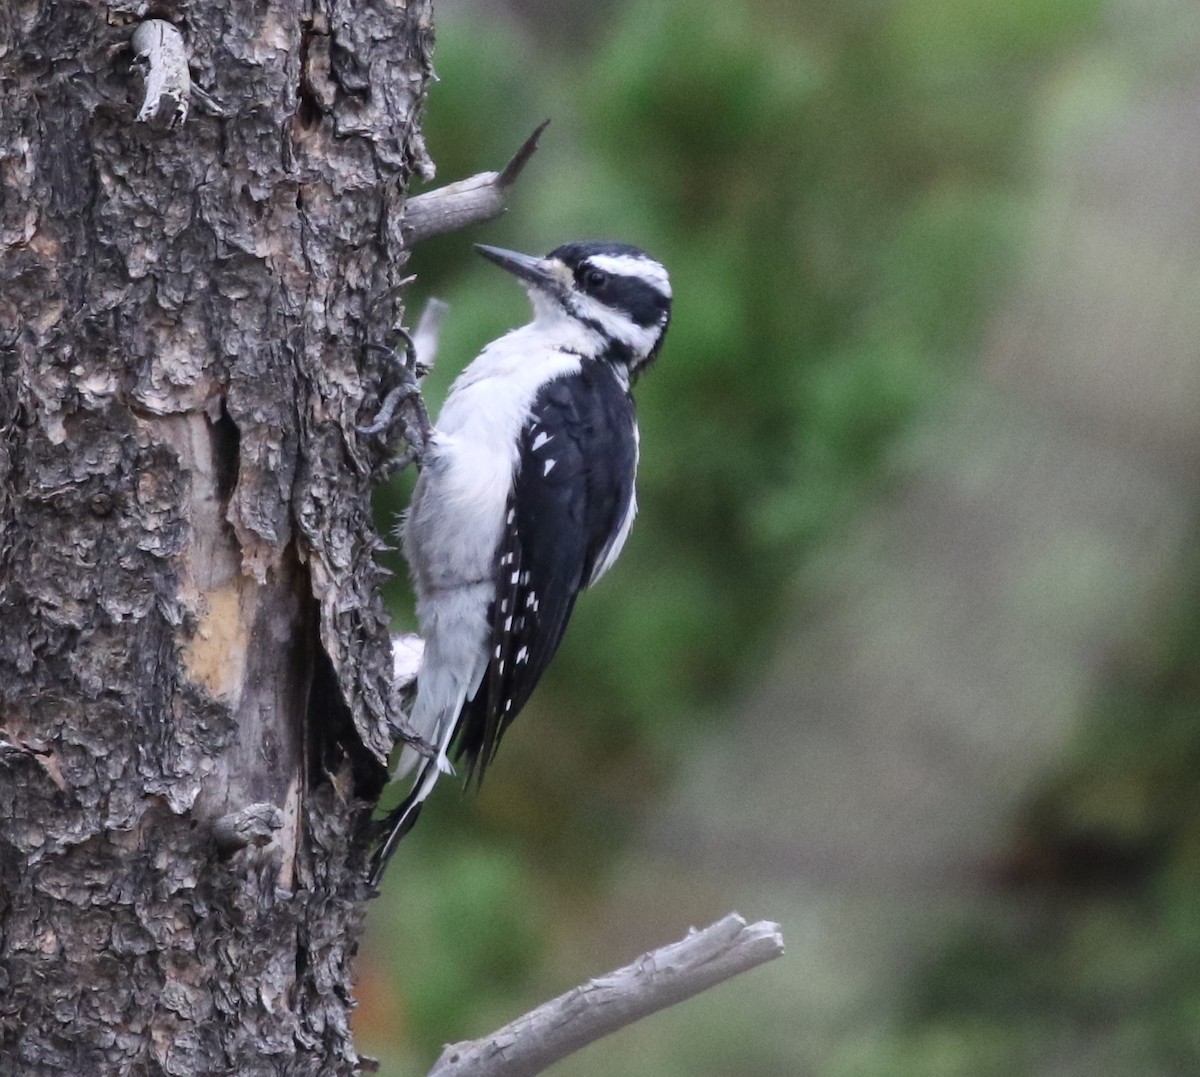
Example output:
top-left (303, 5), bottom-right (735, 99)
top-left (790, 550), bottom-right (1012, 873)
top-left (357, 0), bottom-right (1200, 1073)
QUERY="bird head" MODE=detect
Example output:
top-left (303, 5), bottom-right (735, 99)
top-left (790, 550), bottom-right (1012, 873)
top-left (476, 240), bottom-right (672, 379)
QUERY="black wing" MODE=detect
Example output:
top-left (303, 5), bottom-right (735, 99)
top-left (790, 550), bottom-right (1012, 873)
top-left (454, 360), bottom-right (638, 784)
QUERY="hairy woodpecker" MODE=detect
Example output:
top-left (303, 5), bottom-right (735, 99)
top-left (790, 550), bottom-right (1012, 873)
top-left (369, 240), bottom-right (672, 883)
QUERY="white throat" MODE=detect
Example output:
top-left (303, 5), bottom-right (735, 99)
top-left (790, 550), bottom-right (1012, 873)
top-left (528, 288), bottom-right (660, 366)
top-left (527, 290), bottom-right (607, 357)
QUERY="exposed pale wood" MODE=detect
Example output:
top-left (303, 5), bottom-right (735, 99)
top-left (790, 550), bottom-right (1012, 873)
top-left (131, 20), bottom-right (190, 127)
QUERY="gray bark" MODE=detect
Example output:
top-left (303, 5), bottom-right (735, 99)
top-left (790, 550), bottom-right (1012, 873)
top-left (0, 2), bottom-right (433, 1073)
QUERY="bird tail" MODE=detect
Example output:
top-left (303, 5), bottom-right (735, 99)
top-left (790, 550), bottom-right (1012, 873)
top-left (369, 609), bottom-right (489, 885)
top-left (368, 661), bottom-right (473, 886)
top-left (367, 754), bottom-right (441, 888)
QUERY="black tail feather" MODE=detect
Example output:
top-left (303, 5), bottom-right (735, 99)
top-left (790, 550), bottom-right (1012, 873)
top-left (367, 785), bottom-right (426, 888)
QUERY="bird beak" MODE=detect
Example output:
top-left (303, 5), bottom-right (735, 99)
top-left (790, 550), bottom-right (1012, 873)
top-left (475, 244), bottom-right (564, 294)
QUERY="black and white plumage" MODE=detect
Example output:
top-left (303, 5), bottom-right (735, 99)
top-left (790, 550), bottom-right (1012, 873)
top-left (369, 240), bottom-right (672, 884)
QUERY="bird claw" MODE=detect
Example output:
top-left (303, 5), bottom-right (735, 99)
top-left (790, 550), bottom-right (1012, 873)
top-left (401, 730), bottom-right (439, 762)
top-left (357, 330), bottom-right (432, 467)
top-left (356, 380), bottom-right (419, 437)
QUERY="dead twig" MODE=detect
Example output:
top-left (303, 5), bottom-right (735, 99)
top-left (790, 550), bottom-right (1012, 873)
top-left (427, 913), bottom-right (785, 1077)
top-left (403, 120), bottom-right (550, 245)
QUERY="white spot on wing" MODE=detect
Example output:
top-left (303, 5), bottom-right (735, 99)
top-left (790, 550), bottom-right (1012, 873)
top-left (543, 458), bottom-right (556, 476)
top-left (532, 431), bottom-right (552, 450)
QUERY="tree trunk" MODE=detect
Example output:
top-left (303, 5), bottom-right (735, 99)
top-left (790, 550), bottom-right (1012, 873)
top-left (0, 2), bottom-right (432, 1072)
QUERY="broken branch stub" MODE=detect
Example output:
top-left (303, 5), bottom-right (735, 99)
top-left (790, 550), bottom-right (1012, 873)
top-left (427, 913), bottom-right (786, 1077)
top-left (131, 20), bottom-right (191, 129)
top-left (402, 120), bottom-right (550, 245)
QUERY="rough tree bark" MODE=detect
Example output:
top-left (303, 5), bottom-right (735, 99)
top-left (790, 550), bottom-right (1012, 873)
top-left (0, 2), bottom-right (434, 1072)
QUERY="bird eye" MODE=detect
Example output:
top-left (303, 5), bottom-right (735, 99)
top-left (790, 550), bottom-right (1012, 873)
top-left (582, 267), bottom-right (608, 290)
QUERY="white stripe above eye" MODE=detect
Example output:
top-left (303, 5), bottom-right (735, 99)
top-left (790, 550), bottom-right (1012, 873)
top-left (585, 254), bottom-right (672, 298)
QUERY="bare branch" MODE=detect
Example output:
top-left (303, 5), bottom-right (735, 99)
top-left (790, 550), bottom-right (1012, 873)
top-left (494, 119), bottom-right (551, 187)
top-left (402, 120), bottom-right (550, 245)
top-left (427, 913), bottom-right (785, 1077)
top-left (130, 20), bottom-right (190, 128)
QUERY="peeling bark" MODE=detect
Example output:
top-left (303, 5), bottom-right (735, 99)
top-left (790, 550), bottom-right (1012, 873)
top-left (0, 2), bottom-right (433, 1072)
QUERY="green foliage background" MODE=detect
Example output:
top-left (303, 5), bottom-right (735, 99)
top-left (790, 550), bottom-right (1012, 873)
top-left (358, 1), bottom-right (1200, 1073)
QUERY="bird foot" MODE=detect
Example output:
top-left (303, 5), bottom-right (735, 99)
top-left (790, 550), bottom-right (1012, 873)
top-left (357, 330), bottom-right (433, 470)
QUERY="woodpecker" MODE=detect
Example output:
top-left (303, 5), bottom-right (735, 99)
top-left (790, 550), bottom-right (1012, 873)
top-left (369, 240), bottom-right (672, 884)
